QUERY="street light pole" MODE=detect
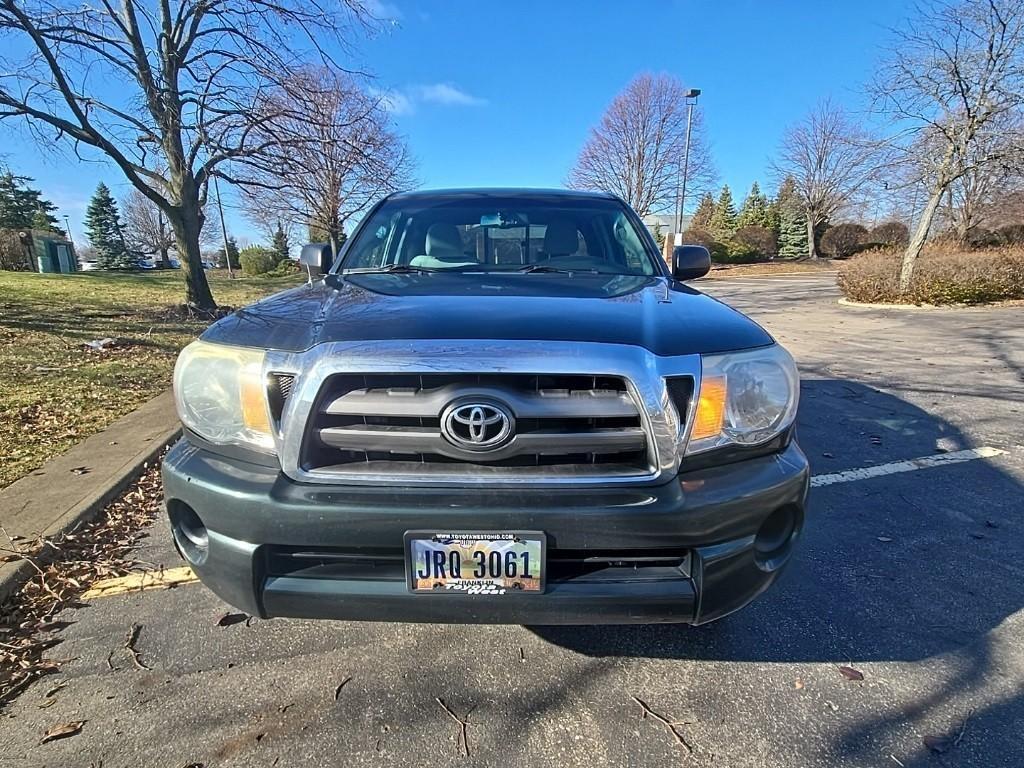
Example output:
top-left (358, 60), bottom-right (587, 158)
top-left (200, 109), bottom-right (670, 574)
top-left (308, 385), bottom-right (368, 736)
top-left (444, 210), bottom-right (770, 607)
top-left (213, 174), bottom-right (234, 279)
top-left (62, 215), bottom-right (73, 248)
top-left (675, 88), bottom-right (701, 239)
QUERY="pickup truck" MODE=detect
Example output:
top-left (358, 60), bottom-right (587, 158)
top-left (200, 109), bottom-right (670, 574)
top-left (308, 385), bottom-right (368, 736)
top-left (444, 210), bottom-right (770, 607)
top-left (162, 188), bottom-right (808, 624)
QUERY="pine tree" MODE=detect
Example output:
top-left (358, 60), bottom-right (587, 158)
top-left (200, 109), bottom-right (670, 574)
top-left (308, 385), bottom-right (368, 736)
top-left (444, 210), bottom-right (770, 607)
top-left (737, 182), bottom-right (770, 229)
top-left (216, 236), bottom-right (240, 269)
top-left (690, 192), bottom-right (715, 230)
top-left (0, 171), bottom-right (62, 232)
top-left (84, 182), bottom-right (132, 269)
top-left (271, 223), bottom-right (289, 264)
top-left (709, 185), bottom-right (738, 238)
top-left (775, 176), bottom-right (807, 259)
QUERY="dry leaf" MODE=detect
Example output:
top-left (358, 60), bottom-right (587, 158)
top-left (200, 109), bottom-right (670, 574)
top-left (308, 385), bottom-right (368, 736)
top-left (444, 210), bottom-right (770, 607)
top-left (838, 665), bottom-right (864, 681)
top-left (794, 679), bottom-right (805, 690)
top-left (334, 676), bottom-right (352, 700)
top-left (39, 720), bottom-right (85, 744)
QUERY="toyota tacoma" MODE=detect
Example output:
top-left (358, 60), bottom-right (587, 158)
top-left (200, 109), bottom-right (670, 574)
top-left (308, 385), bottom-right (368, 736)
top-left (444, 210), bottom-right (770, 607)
top-left (163, 188), bottom-right (808, 624)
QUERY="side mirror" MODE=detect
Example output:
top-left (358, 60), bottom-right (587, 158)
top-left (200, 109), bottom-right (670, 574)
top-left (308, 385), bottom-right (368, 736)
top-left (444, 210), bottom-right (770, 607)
top-left (300, 243), bottom-right (333, 274)
top-left (672, 245), bottom-right (711, 281)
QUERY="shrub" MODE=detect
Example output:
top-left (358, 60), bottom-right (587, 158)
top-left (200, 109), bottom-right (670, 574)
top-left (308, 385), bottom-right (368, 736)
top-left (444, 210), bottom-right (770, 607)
top-left (821, 223), bottom-right (869, 259)
top-left (867, 221), bottom-right (909, 249)
top-left (996, 223), bottom-right (1024, 245)
top-left (838, 246), bottom-right (1024, 305)
top-left (238, 245), bottom-right (278, 276)
top-left (966, 228), bottom-right (1000, 249)
top-left (681, 228), bottom-right (728, 262)
top-left (733, 225), bottom-right (777, 259)
top-left (265, 258), bottom-right (300, 277)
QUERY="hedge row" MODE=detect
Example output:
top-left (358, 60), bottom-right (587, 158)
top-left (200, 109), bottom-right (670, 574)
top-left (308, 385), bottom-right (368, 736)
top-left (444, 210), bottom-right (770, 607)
top-left (838, 247), bottom-right (1024, 305)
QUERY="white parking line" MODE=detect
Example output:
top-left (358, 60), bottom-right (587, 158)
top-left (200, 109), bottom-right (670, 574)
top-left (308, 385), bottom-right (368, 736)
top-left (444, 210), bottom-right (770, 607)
top-left (810, 446), bottom-right (1006, 488)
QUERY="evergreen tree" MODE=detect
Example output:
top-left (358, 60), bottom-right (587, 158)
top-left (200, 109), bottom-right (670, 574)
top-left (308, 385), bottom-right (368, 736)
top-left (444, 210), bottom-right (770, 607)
top-left (709, 185), bottom-right (738, 237)
top-left (0, 171), bottom-right (62, 232)
top-left (271, 223), bottom-right (290, 263)
top-left (737, 182), bottom-right (770, 229)
top-left (216, 236), bottom-right (240, 269)
top-left (84, 182), bottom-right (132, 269)
top-left (690, 192), bottom-right (715, 230)
top-left (651, 223), bottom-right (665, 249)
top-left (775, 176), bottom-right (808, 259)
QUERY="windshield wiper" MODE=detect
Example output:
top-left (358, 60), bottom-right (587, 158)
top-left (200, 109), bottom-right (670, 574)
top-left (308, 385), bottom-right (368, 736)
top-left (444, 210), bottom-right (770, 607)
top-left (342, 264), bottom-right (438, 275)
top-left (517, 264), bottom-right (614, 275)
top-left (516, 264), bottom-right (576, 274)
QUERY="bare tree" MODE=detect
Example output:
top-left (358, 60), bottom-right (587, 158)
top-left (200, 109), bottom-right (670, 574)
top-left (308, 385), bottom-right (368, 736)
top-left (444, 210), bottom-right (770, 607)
top-left (0, 0), bottom-right (373, 309)
top-left (939, 123), bottom-right (1024, 242)
top-left (567, 73), bottom-right (715, 217)
top-left (772, 100), bottom-right (883, 259)
top-left (121, 188), bottom-right (175, 267)
top-left (240, 67), bottom-right (415, 257)
top-left (870, 0), bottom-right (1024, 291)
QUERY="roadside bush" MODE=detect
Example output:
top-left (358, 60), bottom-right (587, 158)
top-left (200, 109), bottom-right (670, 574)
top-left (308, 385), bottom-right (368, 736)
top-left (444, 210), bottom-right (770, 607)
top-left (238, 245), bottom-right (278, 276)
top-left (265, 258), bottom-right (300, 277)
top-left (996, 223), bottom-right (1024, 245)
top-left (733, 225), bottom-right (777, 259)
top-left (966, 228), bottom-right (1000, 249)
top-left (681, 227), bottom-right (728, 262)
top-left (838, 246), bottom-right (1024, 305)
top-left (866, 221), bottom-right (909, 249)
top-left (821, 223), bottom-right (868, 259)
top-left (681, 227), bottom-right (773, 264)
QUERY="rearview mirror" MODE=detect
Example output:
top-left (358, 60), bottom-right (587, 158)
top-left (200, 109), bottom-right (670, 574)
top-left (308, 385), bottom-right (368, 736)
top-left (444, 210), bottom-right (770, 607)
top-left (300, 243), bottom-right (332, 274)
top-left (672, 245), bottom-right (711, 281)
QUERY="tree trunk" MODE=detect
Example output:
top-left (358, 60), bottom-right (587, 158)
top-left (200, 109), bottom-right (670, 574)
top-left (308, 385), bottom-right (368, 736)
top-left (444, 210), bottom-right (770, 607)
top-left (899, 185), bottom-right (945, 294)
top-left (167, 197), bottom-right (216, 310)
top-left (805, 213), bottom-right (819, 260)
top-left (158, 213), bottom-right (171, 269)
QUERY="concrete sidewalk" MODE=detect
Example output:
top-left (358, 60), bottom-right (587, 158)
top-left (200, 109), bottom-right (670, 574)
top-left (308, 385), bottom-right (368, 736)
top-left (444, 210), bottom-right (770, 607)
top-left (0, 390), bottom-right (180, 602)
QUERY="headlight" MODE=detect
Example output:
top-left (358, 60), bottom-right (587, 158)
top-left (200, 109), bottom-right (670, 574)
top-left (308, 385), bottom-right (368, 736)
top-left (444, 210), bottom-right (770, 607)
top-left (685, 344), bottom-right (799, 455)
top-left (172, 340), bottom-right (274, 452)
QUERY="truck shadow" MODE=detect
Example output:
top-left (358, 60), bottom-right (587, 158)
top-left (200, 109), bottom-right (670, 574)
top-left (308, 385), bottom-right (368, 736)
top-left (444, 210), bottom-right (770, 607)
top-left (532, 376), bottom-right (1024, 765)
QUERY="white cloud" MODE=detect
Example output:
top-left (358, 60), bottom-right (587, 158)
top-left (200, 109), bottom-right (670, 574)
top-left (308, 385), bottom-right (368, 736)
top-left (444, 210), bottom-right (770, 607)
top-left (414, 83), bottom-right (486, 107)
top-left (373, 83), bottom-right (487, 116)
top-left (362, 0), bottom-right (402, 21)
top-left (372, 88), bottom-right (414, 116)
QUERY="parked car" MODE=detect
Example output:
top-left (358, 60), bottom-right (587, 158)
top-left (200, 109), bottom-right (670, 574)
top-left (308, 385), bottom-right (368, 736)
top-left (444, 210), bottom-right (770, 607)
top-left (163, 188), bottom-right (808, 625)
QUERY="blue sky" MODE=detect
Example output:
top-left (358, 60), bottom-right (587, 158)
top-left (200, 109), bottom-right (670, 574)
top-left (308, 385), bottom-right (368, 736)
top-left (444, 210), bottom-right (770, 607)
top-left (1, 0), bottom-right (914, 247)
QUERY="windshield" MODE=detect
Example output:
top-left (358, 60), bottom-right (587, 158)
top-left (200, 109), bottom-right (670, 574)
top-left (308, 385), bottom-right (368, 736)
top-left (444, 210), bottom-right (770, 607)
top-left (339, 196), bottom-right (660, 276)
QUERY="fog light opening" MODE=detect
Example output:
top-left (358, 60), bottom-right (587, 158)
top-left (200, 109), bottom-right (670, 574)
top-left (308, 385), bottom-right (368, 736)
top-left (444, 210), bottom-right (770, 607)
top-left (754, 505), bottom-right (800, 572)
top-left (168, 500), bottom-right (209, 566)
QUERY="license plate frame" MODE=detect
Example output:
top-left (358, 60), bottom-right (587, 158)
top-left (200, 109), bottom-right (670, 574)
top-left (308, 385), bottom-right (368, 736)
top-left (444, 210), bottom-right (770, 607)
top-left (404, 531), bottom-right (547, 595)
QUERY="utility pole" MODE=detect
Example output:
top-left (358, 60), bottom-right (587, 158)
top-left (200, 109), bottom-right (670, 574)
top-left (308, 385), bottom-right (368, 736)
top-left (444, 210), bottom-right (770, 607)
top-left (674, 88), bottom-right (701, 243)
top-left (214, 174), bottom-right (234, 279)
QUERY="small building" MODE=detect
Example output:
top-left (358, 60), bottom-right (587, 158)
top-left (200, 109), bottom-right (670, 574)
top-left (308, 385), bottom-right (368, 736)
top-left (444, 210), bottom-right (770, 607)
top-left (28, 229), bottom-right (77, 273)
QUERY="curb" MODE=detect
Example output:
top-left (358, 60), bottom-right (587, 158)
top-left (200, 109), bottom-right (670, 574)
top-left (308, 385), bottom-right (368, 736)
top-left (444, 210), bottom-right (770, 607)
top-left (836, 297), bottom-right (1020, 311)
top-left (0, 391), bottom-right (181, 605)
top-left (703, 270), bottom-right (839, 280)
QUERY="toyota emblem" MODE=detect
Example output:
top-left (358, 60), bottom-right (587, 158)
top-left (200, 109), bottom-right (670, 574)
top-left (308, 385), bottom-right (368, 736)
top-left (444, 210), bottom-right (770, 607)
top-left (441, 400), bottom-right (515, 451)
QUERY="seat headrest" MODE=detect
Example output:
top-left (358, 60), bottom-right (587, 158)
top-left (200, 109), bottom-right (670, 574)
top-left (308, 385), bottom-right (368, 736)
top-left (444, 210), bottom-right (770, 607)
top-left (425, 223), bottom-right (464, 259)
top-left (543, 219), bottom-right (578, 256)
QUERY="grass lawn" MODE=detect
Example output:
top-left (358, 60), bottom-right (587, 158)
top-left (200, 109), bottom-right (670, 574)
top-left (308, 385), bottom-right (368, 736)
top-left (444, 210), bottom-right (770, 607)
top-left (0, 269), bottom-right (304, 489)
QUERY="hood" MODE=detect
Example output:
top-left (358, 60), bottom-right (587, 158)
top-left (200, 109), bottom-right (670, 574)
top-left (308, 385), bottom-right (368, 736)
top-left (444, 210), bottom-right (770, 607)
top-left (201, 272), bottom-right (773, 357)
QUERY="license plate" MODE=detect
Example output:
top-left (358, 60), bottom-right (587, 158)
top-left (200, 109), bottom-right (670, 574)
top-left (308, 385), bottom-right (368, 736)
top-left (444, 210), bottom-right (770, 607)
top-left (405, 531), bottom-right (545, 594)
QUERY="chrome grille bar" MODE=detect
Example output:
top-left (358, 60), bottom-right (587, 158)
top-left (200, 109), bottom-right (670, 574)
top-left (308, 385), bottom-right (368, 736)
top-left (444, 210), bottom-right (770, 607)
top-left (318, 425), bottom-right (646, 457)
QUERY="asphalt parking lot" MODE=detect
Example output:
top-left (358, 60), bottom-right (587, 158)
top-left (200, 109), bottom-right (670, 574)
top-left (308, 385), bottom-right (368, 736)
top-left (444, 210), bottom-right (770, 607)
top-left (3, 271), bottom-right (1023, 767)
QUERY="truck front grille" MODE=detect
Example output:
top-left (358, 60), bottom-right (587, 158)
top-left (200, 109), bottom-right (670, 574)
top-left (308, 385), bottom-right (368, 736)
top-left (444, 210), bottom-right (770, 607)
top-left (301, 373), bottom-right (657, 481)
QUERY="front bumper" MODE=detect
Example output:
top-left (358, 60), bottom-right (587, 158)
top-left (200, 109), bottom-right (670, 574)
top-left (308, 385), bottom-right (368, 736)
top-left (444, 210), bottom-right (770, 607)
top-left (161, 439), bottom-right (809, 625)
